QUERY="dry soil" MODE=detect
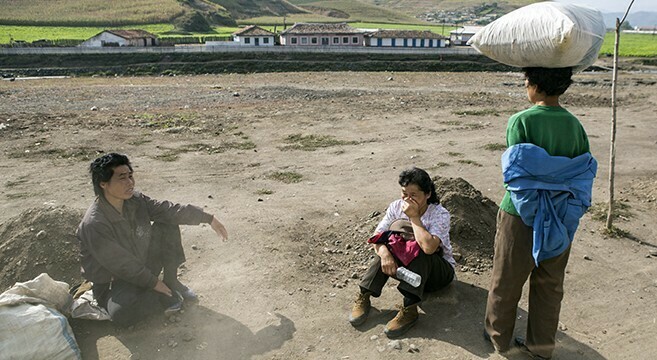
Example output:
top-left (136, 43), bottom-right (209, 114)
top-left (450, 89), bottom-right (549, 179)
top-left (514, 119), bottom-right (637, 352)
top-left (1, 68), bottom-right (656, 360)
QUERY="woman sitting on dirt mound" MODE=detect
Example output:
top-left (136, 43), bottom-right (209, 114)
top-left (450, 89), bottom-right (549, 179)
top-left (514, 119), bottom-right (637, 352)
top-left (77, 153), bottom-right (228, 327)
top-left (349, 167), bottom-right (456, 338)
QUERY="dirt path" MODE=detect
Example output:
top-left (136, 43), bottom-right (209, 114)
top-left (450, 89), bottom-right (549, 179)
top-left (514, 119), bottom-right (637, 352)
top-left (1, 70), bottom-right (656, 359)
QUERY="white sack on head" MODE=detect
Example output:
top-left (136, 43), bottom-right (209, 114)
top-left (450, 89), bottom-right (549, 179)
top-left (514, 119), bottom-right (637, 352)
top-left (467, 2), bottom-right (606, 72)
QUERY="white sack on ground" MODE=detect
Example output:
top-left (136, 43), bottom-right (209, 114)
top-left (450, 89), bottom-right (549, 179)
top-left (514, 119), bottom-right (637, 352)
top-left (0, 303), bottom-right (82, 360)
top-left (0, 272), bottom-right (73, 314)
top-left (0, 273), bottom-right (81, 360)
top-left (71, 289), bottom-right (111, 320)
top-left (467, 2), bottom-right (606, 72)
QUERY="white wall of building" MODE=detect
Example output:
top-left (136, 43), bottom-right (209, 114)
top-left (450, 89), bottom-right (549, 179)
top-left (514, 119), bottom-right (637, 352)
top-left (80, 32), bottom-right (157, 47)
top-left (367, 37), bottom-right (445, 48)
top-left (234, 36), bottom-right (275, 46)
top-left (80, 33), bottom-right (128, 47)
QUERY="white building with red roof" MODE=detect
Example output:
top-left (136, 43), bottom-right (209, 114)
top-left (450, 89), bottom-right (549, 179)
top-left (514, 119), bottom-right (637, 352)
top-left (80, 30), bottom-right (159, 47)
top-left (232, 25), bottom-right (276, 46)
top-left (280, 23), bottom-right (364, 46)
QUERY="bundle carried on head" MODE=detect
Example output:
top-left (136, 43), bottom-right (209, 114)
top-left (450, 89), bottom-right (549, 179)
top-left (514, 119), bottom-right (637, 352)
top-left (467, 2), bottom-right (606, 72)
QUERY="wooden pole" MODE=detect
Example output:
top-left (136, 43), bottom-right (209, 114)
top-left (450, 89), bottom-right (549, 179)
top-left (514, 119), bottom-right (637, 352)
top-left (606, 0), bottom-right (635, 230)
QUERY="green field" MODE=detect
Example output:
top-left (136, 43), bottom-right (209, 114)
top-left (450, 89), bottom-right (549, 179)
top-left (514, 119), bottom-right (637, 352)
top-left (0, 22), bottom-right (454, 44)
top-left (250, 22), bottom-right (455, 36)
top-left (349, 22), bottom-right (456, 36)
top-left (599, 32), bottom-right (657, 57)
top-left (0, 24), bottom-right (177, 43)
top-left (0, 0), bottom-right (185, 26)
top-left (3, 25), bottom-right (657, 58)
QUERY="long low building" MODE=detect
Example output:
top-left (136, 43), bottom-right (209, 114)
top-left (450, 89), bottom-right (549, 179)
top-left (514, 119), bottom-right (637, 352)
top-left (279, 23), bottom-right (364, 46)
top-left (365, 29), bottom-right (447, 48)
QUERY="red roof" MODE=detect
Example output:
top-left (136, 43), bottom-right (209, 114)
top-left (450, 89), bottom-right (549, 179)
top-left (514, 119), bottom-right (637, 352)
top-left (233, 25), bottom-right (275, 36)
top-left (105, 30), bottom-right (157, 39)
top-left (281, 23), bottom-right (361, 35)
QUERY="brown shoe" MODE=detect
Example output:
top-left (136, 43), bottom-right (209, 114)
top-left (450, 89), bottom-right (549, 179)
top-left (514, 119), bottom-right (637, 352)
top-left (348, 292), bottom-right (371, 326)
top-left (384, 304), bottom-right (419, 338)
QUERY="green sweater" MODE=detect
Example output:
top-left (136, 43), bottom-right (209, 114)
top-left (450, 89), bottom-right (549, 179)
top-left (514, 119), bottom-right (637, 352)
top-left (499, 105), bottom-right (590, 215)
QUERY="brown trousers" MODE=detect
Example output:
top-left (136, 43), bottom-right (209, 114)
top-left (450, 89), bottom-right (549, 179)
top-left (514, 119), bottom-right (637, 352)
top-left (485, 210), bottom-right (571, 359)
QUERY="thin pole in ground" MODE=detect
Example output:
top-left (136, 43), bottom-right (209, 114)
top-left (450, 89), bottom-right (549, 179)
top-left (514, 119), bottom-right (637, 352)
top-left (607, 0), bottom-right (635, 231)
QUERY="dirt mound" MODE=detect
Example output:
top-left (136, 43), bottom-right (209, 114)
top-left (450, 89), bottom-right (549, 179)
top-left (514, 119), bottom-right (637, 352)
top-left (0, 205), bottom-right (84, 292)
top-left (293, 177), bottom-right (497, 288)
top-left (433, 176), bottom-right (498, 271)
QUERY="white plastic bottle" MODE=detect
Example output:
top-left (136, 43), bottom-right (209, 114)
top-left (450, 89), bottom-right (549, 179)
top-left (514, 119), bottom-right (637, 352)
top-left (396, 267), bottom-right (421, 288)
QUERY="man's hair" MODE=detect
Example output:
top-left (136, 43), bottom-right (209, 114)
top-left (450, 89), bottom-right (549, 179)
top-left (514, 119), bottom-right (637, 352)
top-left (89, 153), bottom-right (132, 197)
top-left (398, 167), bottom-right (440, 205)
top-left (523, 67), bottom-right (573, 96)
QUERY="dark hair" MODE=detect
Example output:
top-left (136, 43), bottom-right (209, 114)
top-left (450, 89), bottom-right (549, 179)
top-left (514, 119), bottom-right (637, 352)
top-left (398, 167), bottom-right (440, 204)
top-left (89, 153), bottom-right (132, 197)
top-left (523, 67), bottom-right (573, 96)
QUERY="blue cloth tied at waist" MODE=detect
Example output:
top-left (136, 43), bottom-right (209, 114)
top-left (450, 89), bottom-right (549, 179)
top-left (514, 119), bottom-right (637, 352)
top-left (502, 143), bottom-right (597, 265)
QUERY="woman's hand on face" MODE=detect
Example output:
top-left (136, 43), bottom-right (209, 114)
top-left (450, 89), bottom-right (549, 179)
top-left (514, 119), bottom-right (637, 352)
top-left (402, 197), bottom-right (421, 219)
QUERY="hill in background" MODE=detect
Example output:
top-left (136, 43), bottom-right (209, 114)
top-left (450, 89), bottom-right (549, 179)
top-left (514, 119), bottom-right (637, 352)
top-left (212, 0), bottom-right (306, 19)
top-left (356, 0), bottom-right (536, 16)
top-left (603, 11), bottom-right (657, 28)
top-left (0, 0), bottom-right (543, 28)
top-left (0, 0), bottom-right (306, 27)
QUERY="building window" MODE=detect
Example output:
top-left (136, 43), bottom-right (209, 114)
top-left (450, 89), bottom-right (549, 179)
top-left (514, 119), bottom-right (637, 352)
top-left (342, 37), bottom-right (348, 44)
top-left (244, 38), bottom-right (251, 44)
top-left (301, 37), bottom-right (308, 44)
top-left (263, 37), bottom-right (269, 44)
top-left (311, 37), bottom-right (318, 44)
top-left (352, 37), bottom-right (358, 44)
top-left (321, 37), bottom-right (329, 45)
top-left (333, 37), bottom-right (339, 44)
top-left (291, 37), bottom-right (298, 44)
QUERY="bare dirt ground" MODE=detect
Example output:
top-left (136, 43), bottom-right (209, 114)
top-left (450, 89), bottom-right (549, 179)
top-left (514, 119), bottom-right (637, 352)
top-left (1, 67), bottom-right (656, 359)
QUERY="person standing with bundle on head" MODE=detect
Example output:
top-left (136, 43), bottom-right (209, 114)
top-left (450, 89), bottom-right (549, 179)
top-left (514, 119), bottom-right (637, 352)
top-left (348, 167), bottom-right (456, 338)
top-left (77, 153), bottom-right (228, 327)
top-left (484, 67), bottom-right (597, 359)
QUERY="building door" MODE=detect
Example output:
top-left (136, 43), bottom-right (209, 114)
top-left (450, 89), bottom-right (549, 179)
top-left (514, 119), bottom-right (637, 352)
top-left (377, 38), bottom-right (382, 47)
top-left (255, 38), bottom-right (260, 46)
top-left (391, 39), bottom-right (396, 47)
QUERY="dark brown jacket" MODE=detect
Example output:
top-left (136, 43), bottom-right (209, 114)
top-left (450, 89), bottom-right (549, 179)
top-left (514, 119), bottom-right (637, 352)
top-left (77, 191), bottom-right (213, 289)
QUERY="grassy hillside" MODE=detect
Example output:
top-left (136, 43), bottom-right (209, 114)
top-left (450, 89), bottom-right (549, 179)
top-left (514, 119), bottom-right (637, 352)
top-left (256, 0), bottom-right (423, 25)
top-left (0, 0), bottom-right (311, 26)
top-left (0, 0), bottom-right (186, 26)
top-left (357, 0), bottom-right (538, 14)
top-left (212, 0), bottom-right (307, 19)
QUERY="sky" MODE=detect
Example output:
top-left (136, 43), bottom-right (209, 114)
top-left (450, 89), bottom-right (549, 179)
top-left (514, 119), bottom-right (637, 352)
top-left (554, 0), bottom-right (657, 13)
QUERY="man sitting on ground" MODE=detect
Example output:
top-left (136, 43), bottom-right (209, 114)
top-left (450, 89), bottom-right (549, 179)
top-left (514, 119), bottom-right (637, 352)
top-left (77, 152), bottom-right (228, 327)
